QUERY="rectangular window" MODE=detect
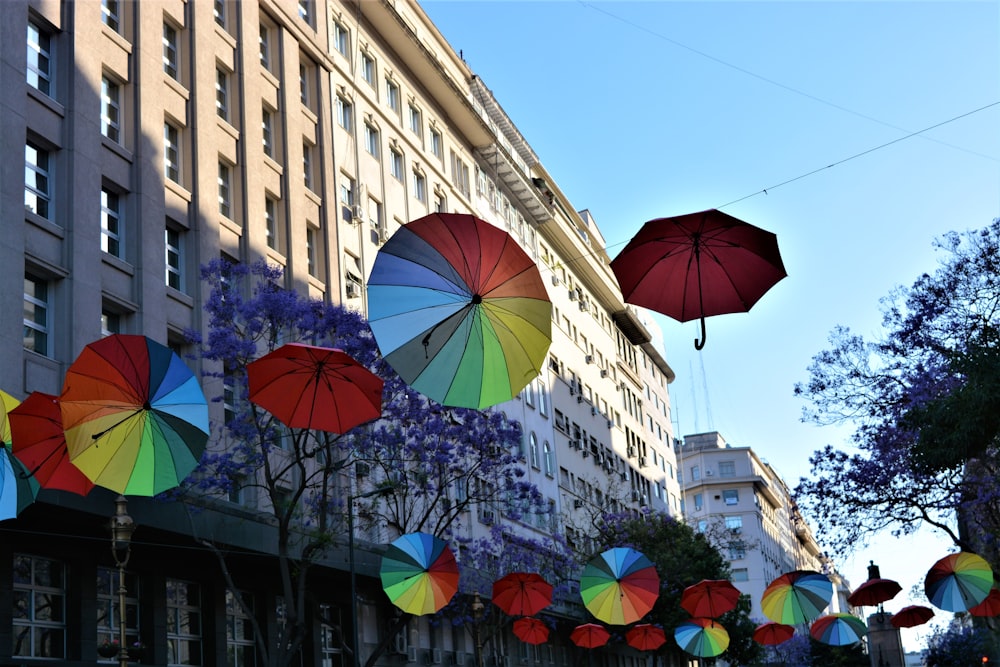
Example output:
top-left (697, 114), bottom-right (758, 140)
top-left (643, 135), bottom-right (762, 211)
top-left (297, 0), bottom-right (310, 22)
top-left (27, 22), bottom-right (52, 95)
top-left (97, 567), bottom-right (138, 652)
top-left (728, 541), bottom-right (746, 560)
top-left (430, 128), bottom-right (442, 158)
top-left (723, 489), bottom-right (739, 506)
top-left (12, 555), bottom-right (65, 658)
top-left (102, 0), bottom-right (121, 32)
top-left (215, 68), bottom-right (229, 120)
top-left (264, 196), bottom-right (278, 251)
top-left (165, 226), bottom-right (183, 291)
top-left (732, 568), bottom-right (749, 582)
top-left (725, 515), bottom-right (743, 533)
top-left (163, 23), bottom-right (179, 80)
top-left (693, 493), bottom-right (703, 511)
top-left (164, 123), bottom-right (180, 183)
top-left (719, 460), bottom-right (736, 478)
top-left (100, 310), bottom-right (121, 337)
top-left (336, 96), bottom-right (353, 131)
top-left (390, 149), bottom-right (403, 181)
top-left (25, 141), bottom-right (51, 219)
top-left (408, 105), bottom-right (422, 138)
top-left (333, 22), bottom-right (349, 57)
top-left (23, 274), bottom-right (49, 356)
top-left (690, 465), bottom-right (701, 481)
top-left (261, 108), bottom-right (273, 157)
top-left (298, 62), bottom-right (309, 106)
top-left (218, 162), bottom-right (231, 218)
top-left (302, 143), bottom-right (313, 190)
top-left (340, 177), bottom-right (355, 208)
top-left (361, 53), bottom-right (375, 87)
top-left (226, 591), bottom-right (255, 667)
top-left (166, 579), bottom-right (202, 667)
top-left (364, 124), bottom-right (379, 158)
top-left (101, 76), bottom-right (121, 143)
top-left (213, 0), bottom-right (225, 28)
top-left (258, 24), bottom-right (270, 69)
top-left (450, 151), bottom-right (470, 198)
top-left (306, 227), bottom-right (317, 277)
top-left (412, 170), bottom-right (426, 202)
top-left (101, 188), bottom-right (123, 257)
top-left (386, 80), bottom-right (399, 113)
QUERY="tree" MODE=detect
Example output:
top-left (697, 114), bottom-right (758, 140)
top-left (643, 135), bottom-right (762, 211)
top-left (924, 622), bottom-right (993, 667)
top-left (179, 259), bottom-right (554, 667)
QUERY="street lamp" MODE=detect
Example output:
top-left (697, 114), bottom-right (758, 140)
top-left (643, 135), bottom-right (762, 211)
top-left (348, 485), bottom-right (393, 667)
top-left (471, 592), bottom-right (484, 667)
top-left (109, 495), bottom-right (135, 667)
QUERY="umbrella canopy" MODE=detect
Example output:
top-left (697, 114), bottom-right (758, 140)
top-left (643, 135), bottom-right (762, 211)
top-left (1, 446), bottom-right (39, 520)
top-left (10, 392), bottom-right (95, 496)
top-left (810, 614), bottom-right (867, 646)
top-left (492, 572), bottom-right (553, 617)
top-left (610, 209), bottom-right (787, 349)
top-left (761, 570), bottom-right (833, 625)
top-left (247, 343), bottom-right (383, 433)
top-left (580, 547), bottom-right (660, 625)
top-left (890, 605), bottom-right (935, 629)
top-left (681, 579), bottom-right (741, 618)
top-left (625, 624), bottom-right (667, 651)
top-left (512, 617), bottom-right (549, 645)
top-left (0, 390), bottom-right (19, 445)
top-left (379, 532), bottom-right (459, 615)
top-left (753, 622), bottom-right (795, 646)
top-left (61, 335), bottom-right (209, 496)
top-left (924, 552), bottom-right (994, 612)
top-left (970, 588), bottom-right (1000, 617)
top-left (847, 578), bottom-right (902, 607)
top-left (368, 212), bottom-right (552, 409)
top-left (674, 618), bottom-right (730, 658)
top-left (570, 623), bottom-right (610, 649)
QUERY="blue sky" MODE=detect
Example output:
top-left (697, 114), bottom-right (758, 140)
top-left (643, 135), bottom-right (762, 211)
top-left (423, 0), bottom-right (1000, 650)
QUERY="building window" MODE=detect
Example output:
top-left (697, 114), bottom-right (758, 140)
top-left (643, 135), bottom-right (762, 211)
top-left (732, 568), bottom-right (749, 582)
top-left (101, 188), bottom-right (123, 257)
top-left (693, 493), bottom-right (703, 511)
top-left (306, 227), bottom-right (317, 277)
top-left (340, 177), bottom-right (355, 209)
top-left (725, 515), bottom-right (743, 533)
top-left (537, 381), bottom-right (548, 416)
top-left (97, 567), bottom-right (138, 653)
top-left (102, 0), bottom-right (121, 32)
top-left (319, 605), bottom-right (342, 666)
top-left (408, 104), bottom-right (422, 138)
top-left (723, 489), bottom-right (739, 506)
top-left (386, 79), bottom-right (399, 113)
top-left (164, 123), bottom-right (180, 183)
top-left (336, 96), bottom-right (353, 131)
top-left (25, 141), bottom-right (51, 219)
top-left (218, 162), bottom-right (232, 219)
top-left (297, 0), bottom-right (311, 23)
top-left (302, 143), bottom-right (313, 190)
top-left (719, 460), bottom-right (736, 478)
top-left (333, 21), bottom-right (349, 57)
top-left (100, 310), bottom-right (121, 337)
top-left (101, 76), bottom-right (121, 143)
top-left (23, 274), bottom-right (49, 356)
top-left (364, 124), bottom-right (379, 159)
top-left (27, 22), bottom-right (52, 96)
top-left (163, 22), bottom-right (179, 80)
top-left (728, 541), bottom-right (746, 560)
top-left (390, 149), bottom-right (403, 181)
top-left (450, 151), bottom-right (470, 198)
top-left (543, 441), bottom-right (553, 476)
top-left (433, 192), bottom-right (445, 213)
top-left (261, 108), bottom-right (274, 157)
top-left (529, 432), bottom-right (539, 469)
top-left (361, 53), bottom-right (375, 87)
top-left (165, 226), bottom-right (183, 291)
top-left (690, 465), bottom-right (701, 481)
top-left (12, 554), bottom-right (65, 658)
top-left (215, 67), bottom-right (229, 120)
top-left (258, 24), bottom-right (270, 69)
top-left (430, 128), bottom-right (442, 158)
top-left (213, 0), bottom-right (225, 28)
top-left (412, 170), bottom-right (426, 202)
top-left (264, 196), bottom-right (279, 252)
top-left (166, 579), bottom-right (202, 666)
top-left (298, 62), bottom-right (309, 106)
top-left (226, 591), bottom-right (255, 667)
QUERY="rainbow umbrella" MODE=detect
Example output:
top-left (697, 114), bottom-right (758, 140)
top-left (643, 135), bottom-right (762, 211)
top-left (753, 622), bottom-right (795, 646)
top-left (810, 614), bottom-right (867, 646)
top-left (761, 570), bottom-right (832, 624)
top-left (61, 334), bottom-right (209, 496)
top-left (970, 588), bottom-right (1000, 617)
top-left (1, 446), bottom-right (39, 520)
top-left (890, 605), bottom-right (934, 628)
top-left (924, 552), bottom-right (994, 612)
top-left (368, 213), bottom-right (552, 409)
top-left (512, 617), bottom-right (549, 645)
top-left (570, 623), bottom-right (610, 649)
top-left (674, 618), bottom-right (729, 658)
top-left (0, 390), bottom-right (20, 444)
top-left (580, 547), bottom-right (660, 625)
top-left (379, 532), bottom-right (459, 615)
top-left (10, 392), bottom-right (95, 496)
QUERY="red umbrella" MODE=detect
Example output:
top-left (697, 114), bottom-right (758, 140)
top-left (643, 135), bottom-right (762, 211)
top-left (625, 624), bottom-right (667, 651)
top-left (247, 343), bottom-right (383, 433)
top-left (847, 578), bottom-right (902, 607)
top-left (9, 392), bottom-right (95, 496)
top-left (492, 572), bottom-right (553, 617)
top-left (890, 605), bottom-right (935, 628)
top-left (681, 579), bottom-right (741, 618)
top-left (970, 588), bottom-right (1000, 617)
top-left (512, 617), bottom-right (549, 645)
top-left (570, 623), bottom-right (610, 649)
top-left (610, 209), bottom-right (787, 349)
top-left (753, 622), bottom-right (795, 646)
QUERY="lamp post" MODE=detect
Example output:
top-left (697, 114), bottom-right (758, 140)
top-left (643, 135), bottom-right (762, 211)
top-left (471, 592), bottom-right (484, 667)
top-left (109, 495), bottom-right (135, 667)
top-left (348, 485), bottom-right (393, 667)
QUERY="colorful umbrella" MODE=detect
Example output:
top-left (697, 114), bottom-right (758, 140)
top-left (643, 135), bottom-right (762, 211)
top-left (10, 392), bottom-right (95, 496)
top-left (61, 334), bottom-right (209, 496)
top-left (1, 446), bottom-right (39, 520)
top-left (368, 212), bottom-right (552, 409)
top-left (379, 532), bottom-right (459, 615)
top-left (752, 622), bottom-right (795, 646)
top-left (492, 572), bottom-right (553, 617)
top-left (969, 588), bottom-right (1000, 617)
top-left (625, 624), bottom-right (667, 651)
top-left (580, 547), bottom-right (660, 625)
top-left (847, 577), bottom-right (902, 607)
top-left (681, 578), bottom-right (741, 618)
top-left (570, 623), bottom-right (610, 649)
top-left (0, 390), bottom-right (20, 444)
top-left (924, 552), bottom-right (994, 612)
top-left (512, 617), bottom-right (549, 645)
top-left (760, 570), bottom-right (833, 625)
top-left (674, 618), bottom-right (730, 658)
top-left (810, 614), bottom-right (867, 646)
top-left (890, 605), bottom-right (935, 629)
top-left (610, 209), bottom-right (786, 349)
top-left (247, 343), bottom-right (383, 433)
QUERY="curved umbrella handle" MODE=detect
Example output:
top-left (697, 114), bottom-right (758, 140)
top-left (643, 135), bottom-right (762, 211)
top-left (694, 315), bottom-right (707, 350)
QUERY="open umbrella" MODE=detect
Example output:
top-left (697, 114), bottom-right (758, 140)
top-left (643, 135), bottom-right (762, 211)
top-left (512, 617), bottom-right (549, 645)
top-left (0, 390), bottom-right (19, 444)
top-left (681, 579), bottom-right (741, 618)
top-left (847, 578), bottom-right (902, 607)
top-left (61, 335), bottom-right (209, 496)
top-left (570, 623), bottom-right (610, 649)
top-left (753, 622), bottom-right (795, 646)
top-left (674, 618), bottom-right (730, 658)
top-left (1, 446), bottom-right (39, 520)
top-left (970, 588), bottom-right (1000, 617)
top-left (924, 552), bottom-right (994, 612)
top-left (368, 212), bottom-right (552, 409)
top-left (610, 209), bottom-right (786, 349)
top-left (625, 624), bottom-right (667, 651)
top-left (247, 343), bottom-right (383, 433)
top-left (890, 605), bottom-right (935, 628)
top-left (761, 570), bottom-right (833, 625)
top-left (810, 614), bottom-right (867, 646)
top-left (379, 532), bottom-right (459, 615)
top-left (492, 572), bottom-right (553, 617)
top-left (580, 547), bottom-right (660, 625)
top-left (10, 392), bottom-right (95, 496)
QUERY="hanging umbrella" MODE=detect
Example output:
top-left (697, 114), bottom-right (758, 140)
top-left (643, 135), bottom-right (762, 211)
top-left (580, 547), bottom-right (660, 625)
top-left (610, 209), bottom-right (787, 349)
top-left (570, 623), bottom-right (610, 649)
top-left (890, 605), bottom-right (935, 628)
top-left (368, 212), bottom-right (552, 409)
top-left (760, 570), bottom-right (833, 625)
top-left (1, 446), bottom-right (39, 520)
top-left (674, 618), bottom-right (730, 658)
top-left (0, 390), bottom-right (20, 445)
top-left (379, 532), bottom-right (459, 615)
top-left (9, 392), bottom-right (95, 496)
top-left (810, 614), bottom-right (867, 646)
top-left (752, 622), bottom-right (795, 646)
top-left (625, 624), bottom-right (667, 651)
top-left (247, 343), bottom-right (383, 433)
top-left (924, 552), bottom-right (994, 612)
top-left (969, 588), bottom-right (1000, 617)
top-left (847, 577), bottom-right (902, 607)
top-left (61, 335), bottom-right (209, 496)
top-left (512, 617), bottom-right (549, 645)
top-left (492, 572), bottom-right (553, 617)
top-left (681, 578), bottom-right (741, 618)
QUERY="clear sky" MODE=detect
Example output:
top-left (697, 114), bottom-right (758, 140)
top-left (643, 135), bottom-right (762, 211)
top-left (423, 0), bottom-right (1000, 651)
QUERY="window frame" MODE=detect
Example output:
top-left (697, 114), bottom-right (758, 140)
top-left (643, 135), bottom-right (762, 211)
top-left (333, 21), bottom-right (349, 57)
top-left (389, 148), bottom-right (403, 181)
top-left (363, 123), bottom-right (379, 159)
top-left (386, 79), bottom-right (400, 113)
top-left (264, 196), bottom-right (279, 251)
top-left (336, 96), bottom-right (353, 132)
top-left (166, 579), bottom-right (202, 667)
top-left (215, 67), bottom-right (230, 121)
top-left (101, 76), bottom-right (122, 143)
top-left (162, 22), bottom-right (179, 80)
top-left (412, 169), bottom-right (426, 202)
top-left (361, 52), bottom-right (375, 87)
top-left (23, 273), bottom-right (50, 356)
top-left (164, 123), bottom-right (181, 184)
top-left (100, 187), bottom-right (123, 258)
top-left (165, 225), bottom-right (183, 291)
top-left (217, 161), bottom-right (232, 219)
top-left (102, 0), bottom-right (121, 33)
top-left (25, 141), bottom-right (51, 219)
top-left (12, 554), bottom-right (66, 659)
top-left (27, 21), bottom-right (52, 96)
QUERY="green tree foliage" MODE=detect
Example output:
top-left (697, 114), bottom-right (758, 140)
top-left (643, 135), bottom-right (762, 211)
top-left (924, 623), bottom-right (994, 666)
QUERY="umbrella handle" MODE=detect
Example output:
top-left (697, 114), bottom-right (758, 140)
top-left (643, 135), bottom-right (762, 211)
top-left (694, 315), bottom-right (707, 350)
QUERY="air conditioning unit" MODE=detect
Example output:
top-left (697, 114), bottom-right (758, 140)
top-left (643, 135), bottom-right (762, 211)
top-left (573, 499), bottom-right (583, 510)
top-left (550, 275), bottom-right (560, 286)
top-left (705, 470), bottom-right (715, 476)
top-left (567, 289), bottom-right (577, 301)
top-left (639, 456), bottom-right (648, 468)
top-left (570, 439), bottom-right (580, 450)
top-left (393, 632), bottom-right (408, 656)
top-left (627, 445), bottom-right (636, 458)
top-left (600, 369), bottom-right (608, 378)
top-left (606, 419), bottom-right (614, 429)
top-left (378, 226), bottom-right (390, 244)
top-left (351, 204), bottom-right (365, 222)
top-left (590, 406), bottom-right (597, 416)
top-left (575, 288), bottom-right (583, 300)
top-left (346, 281), bottom-right (362, 298)
top-left (577, 395), bottom-right (583, 404)
top-left (585, 354), bottom-right (593, 364)
top-left (581, 450), bottom-right (589, 459)
top-left (578, 301), bottom-right (588, 312)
